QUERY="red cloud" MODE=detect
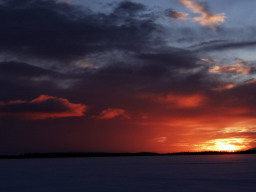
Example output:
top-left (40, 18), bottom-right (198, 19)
top-left (162, 94), bottom-right (206, 108)
top-left (0, 95), bottom-right (87, 119)
top-left (95, 108), bottom-right (130, 120)
top-left (140, 93), bottom-right (206, 108)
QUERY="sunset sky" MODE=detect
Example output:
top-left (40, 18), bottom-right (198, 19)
top-left (1, 0), bottom-right (256, 154)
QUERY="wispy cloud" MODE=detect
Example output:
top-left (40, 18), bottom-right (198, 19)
top-left (180, 0), bottom-right (226, 27)
top-left (209, 61), bottom-right (251, 74)
top-left (212, 82), bottom-right (237, 91)
top-left (244, 79), bottom-right (256, 85)
top-left (166, 9), bottom-right (189, 20)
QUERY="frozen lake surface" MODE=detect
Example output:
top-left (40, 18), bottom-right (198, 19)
top-left (1, 154), bottom-right (256, 192)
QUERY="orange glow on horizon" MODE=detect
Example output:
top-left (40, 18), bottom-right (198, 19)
top-left (197, 138), bottom-right (250, 152)
top-left (141, 115), bottom-right (256, 153)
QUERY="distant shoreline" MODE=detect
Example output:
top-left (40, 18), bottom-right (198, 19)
top-left (1, 150), bottom-right (256, 159)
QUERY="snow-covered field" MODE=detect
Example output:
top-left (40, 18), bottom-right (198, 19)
top-left (1, 154), bottom-right (256, 192)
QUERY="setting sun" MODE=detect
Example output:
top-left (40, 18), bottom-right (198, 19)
top-left (198, 138), bottom-right (249, 152)
top-left (215, 143), bottom-right (236, 152)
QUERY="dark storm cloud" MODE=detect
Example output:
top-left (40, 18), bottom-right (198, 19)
top-left (68, 51), bottom-right (256, 120)
top-left (67, 53), bottom-right (211, 118)
top-left (0, 61), bottom-right (78, 101)
top-left (112, 0), bottom-right (146, 15)
top-left (2, 0), bottom-right (254, 121)
top-left (137, 50), bottom-right (198, 69)
top-left (0, 0), bottom-right (219, 110)
top-left (0, 0), bottom-right (159, 62)
top-left (79, 50), bottom-right (204, 90)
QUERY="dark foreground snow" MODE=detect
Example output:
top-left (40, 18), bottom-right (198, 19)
top-left (1, 154), bottom-right (256, 192)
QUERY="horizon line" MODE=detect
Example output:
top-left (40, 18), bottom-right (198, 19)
top-left (1, 150), bottom-right (256, 159)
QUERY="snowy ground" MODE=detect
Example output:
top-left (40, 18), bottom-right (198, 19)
top-left (1, 154), bottom-right (256, 192)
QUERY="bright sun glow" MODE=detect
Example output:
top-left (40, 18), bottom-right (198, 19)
top-left (215, 143), bottom-right (236, 152)
top-left (198, 138), bottom-right (249, 152)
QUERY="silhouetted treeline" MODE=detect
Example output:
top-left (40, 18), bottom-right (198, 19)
top-left (1, 150), bottom-right (256, 159)
top-left (0, 152), bottom-right (159, 159)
